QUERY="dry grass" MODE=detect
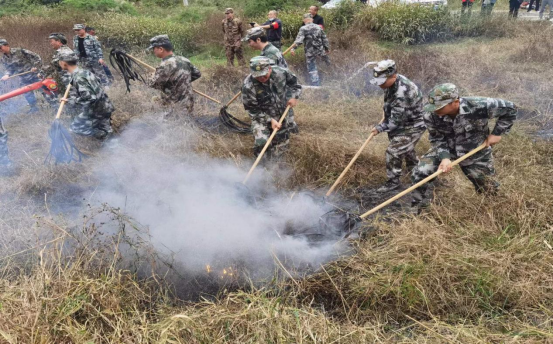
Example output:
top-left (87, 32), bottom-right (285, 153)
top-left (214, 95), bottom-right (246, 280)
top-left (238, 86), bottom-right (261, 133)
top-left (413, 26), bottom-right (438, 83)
top-left (1, 14), bottom-right (553, 343)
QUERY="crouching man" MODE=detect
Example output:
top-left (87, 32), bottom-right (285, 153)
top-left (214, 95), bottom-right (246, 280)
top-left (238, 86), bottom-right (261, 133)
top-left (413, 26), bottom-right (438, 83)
top-left (58, 51), bottom-right (114, 140)
top-left (242, 56), bottom-right (302, 161)
top-left (411, 83), bottom-right (517, 209)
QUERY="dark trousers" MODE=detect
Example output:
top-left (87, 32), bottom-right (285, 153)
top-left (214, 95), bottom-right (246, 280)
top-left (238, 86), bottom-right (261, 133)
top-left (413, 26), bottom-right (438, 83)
top-left (462, 0), bottom-right (474, 14)
top-left (269, 40), bottom-right (282, 50)
top-left (528, 0), bottom-right (540, 10)
top-left (509, 0), bottom-right (521, 16)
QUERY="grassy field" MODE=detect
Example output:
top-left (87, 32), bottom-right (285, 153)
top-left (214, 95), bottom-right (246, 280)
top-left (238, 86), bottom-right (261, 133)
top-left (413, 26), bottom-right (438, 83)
top-left (1, 2), bottom-right (553, 343)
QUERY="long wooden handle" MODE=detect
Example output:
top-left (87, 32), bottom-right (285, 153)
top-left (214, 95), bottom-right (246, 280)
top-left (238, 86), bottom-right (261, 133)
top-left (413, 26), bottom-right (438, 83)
top-left (326, 116), bottom-right (385, 197)
top-left (6, 70), bottom-right (35, 80)
top-left (243, 106), bottom-right (291, 184)
top-left (56, 85), bottom-right (72, 120)
top-left (282, 44), bottom-right (296, 56)
top-left (225, 91), bottom-right (242, 107)
top-left (360, 143), bottom-right (488, 219)
top-left (193, 89), bottom-right (221, 104)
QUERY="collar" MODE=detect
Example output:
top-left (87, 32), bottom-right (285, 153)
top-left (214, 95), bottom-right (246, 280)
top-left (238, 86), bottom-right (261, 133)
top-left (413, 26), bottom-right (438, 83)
top-left (70, 67), bottom-right (81, 75)
top-left (458, 97), bottom-right (469, 115)
top-left (161, 54), bottom-right (174, 61)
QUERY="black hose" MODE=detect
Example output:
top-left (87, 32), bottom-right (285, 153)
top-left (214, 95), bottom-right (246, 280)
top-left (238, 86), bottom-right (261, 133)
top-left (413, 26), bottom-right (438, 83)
top-left (219, 106), bottom-right (251, 134)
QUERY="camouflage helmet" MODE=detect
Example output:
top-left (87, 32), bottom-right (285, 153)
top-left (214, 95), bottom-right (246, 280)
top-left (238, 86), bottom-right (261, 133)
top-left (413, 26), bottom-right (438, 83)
top-left (370, 59), bottom-right (397, 86)
top-left (147, 34), bottom-right (171, 51)
top-left (0, 39), bottom-right (8, 46)
top-left (48, 33), bottom-right (68, 45)
top-left (250, 56), bottom-right (272, 78)
top-left (73, 24), bottom-right (86, 30)
top-left (58, 51), bottom-right (79, 62)
top-left (424, 83), bottom-right (459, 112)
top-left (243, 27), bottom-right (266, 42)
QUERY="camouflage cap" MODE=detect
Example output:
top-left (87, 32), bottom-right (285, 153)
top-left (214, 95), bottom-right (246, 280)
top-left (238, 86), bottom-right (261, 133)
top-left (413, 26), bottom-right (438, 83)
top-left (58, 51), bottom-right (79, 62)
top-left (370, 59), bottom-right (396, 86)
top-left (424, 83), bottom-right (459, 112)
top-left (147, 34), bottom-right (171, 51)
top-left (85, 26), bottom-right (95, 31)
top-left (225, 8), bottom-right (234, 14)
top-left (73, 24), bottom-right (86, 30)
top-left (243, 27), bottom-right (266, 42)
top-left (0, 39), bottom-right (8, 46)
top-left (48, 33), bottom-right (67, 44)
top-left (250, 56), bottom-right (272, 78)
top-left (303, 13), bottom-right (313, 19)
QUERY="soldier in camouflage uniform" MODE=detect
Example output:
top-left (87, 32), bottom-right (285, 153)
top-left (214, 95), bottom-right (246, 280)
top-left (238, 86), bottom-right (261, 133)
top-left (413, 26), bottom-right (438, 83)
top-left (44, 33), bottom-right (74, 92)
top-left (85, 27), bottom-right (114, 84)
top-left (58, 52), bottom-right (114, 139)
top-left (242, 56), bottom-right (302, 160)
top-left (0, 118), bottom-right (11, 168)
top-left (411, 83), bottom-right (517, 208)
top-left (222, 8), bottom-right (245, 67)
top-left (0, 38), bottom-right (57, 113)
top-left (291, 13), bottom-right (330, 86)
top-left (243, 28), bottom-right (299, 133)
top-left (147, 35), bottom-right (202, 119)
top-left (72, 24), bottom-right (109, 86)
top-left (369, 60), bottom-right (427, 193)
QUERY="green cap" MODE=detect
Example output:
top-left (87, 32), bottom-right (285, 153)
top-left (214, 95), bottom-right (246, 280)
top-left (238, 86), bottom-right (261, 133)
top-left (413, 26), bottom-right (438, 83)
top-left (424, 83), bottom-right (459, 112)
top-left (250, 56), bottom-right (272, 78)
top-left (147, 34), bottom-right (171, 51)
top-left (58, 51), bottom-right (79, 62)
top-left (370, 59), bottom-right (396, 86)
top-left (243, 27), bottom-right (266, 42)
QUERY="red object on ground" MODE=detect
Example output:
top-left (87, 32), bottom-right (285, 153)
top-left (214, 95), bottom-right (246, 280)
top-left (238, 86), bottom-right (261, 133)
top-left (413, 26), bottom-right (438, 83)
top-left (0, 78), bottom-right (58, 102)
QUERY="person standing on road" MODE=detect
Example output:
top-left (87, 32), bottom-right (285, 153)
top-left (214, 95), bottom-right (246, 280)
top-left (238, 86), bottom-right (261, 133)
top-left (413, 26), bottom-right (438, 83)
top-left (509, 0), bottom-right (522, 17)
top-left (527, 0), bottom-right (540, 12)
top-left (539, 0), bottom-right (552, 19)
top-left (462, 0), bottom-right (475, 16)
top-left (222, 8), bottom-right (245, 67)
top-left (254, 10), bottom-right (283, 50)
top-left (481, 0), bottom-right (497, 15)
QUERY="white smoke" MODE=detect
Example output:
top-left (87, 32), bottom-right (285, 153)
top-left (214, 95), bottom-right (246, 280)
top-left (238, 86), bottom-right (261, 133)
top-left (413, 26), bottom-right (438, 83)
top-left (86, 118), bottom-right (350, 284)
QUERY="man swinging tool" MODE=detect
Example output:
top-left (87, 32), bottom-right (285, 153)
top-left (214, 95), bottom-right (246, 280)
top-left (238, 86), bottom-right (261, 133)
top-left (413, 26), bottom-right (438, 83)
top-left (242, 56), bottom-right (302, 161)
top-left (411, 83), bottom-right (517, 210)
top-left (58, 52), bottom-right (114, 140)
top-left (370, 60), bottom-right (427, 193)
top-left (0, 38), bottom-right (57, 113)
top-left (147, 35), bottom-right (202, 119)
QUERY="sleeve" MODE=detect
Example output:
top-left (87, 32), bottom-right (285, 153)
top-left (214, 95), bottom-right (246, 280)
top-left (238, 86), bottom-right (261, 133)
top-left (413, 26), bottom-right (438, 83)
top-left (190, 63), bottom-right (201, 82)
top-left (488, 98), bottom-right (517, 136)
top-left (285, 70), bottom-right (302, 100)
top-left (242, 80), bottom-right (271, 125)
top-left (1, 59), bottom-right (10, 76)
top-left (94, 38), bottom-right (104, 59)
top-left (271, 20), bottom-right (280, 29)
top-left (73, 37), bottom-right (80, 57)
top-left (237, 19), bottom-right (244, 37)
top-left (22, 49), bottom-right (42, 69)
top-left (71, 77), bottom-right (98, 107)
top-left (293, 27), bottom-right (305, 47)
top-left (148, 64), bottom-right (169, 91)
top-left (321, 30), bottom-right (330, 52)
top-left (425, 113), bottom-right (453, 160)
top-left (320, 17), bottom-right (325, 29)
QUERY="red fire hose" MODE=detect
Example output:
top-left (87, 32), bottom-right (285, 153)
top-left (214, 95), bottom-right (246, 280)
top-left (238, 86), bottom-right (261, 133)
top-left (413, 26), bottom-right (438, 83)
top-left (0, 78), bottom-right (59, 103)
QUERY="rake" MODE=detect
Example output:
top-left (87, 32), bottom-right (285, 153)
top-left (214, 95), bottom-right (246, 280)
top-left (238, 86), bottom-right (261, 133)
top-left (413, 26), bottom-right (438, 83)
top-left (110, 49), bottom-right (221, 103)
top-left (45, 85), bottom-right (86, 164)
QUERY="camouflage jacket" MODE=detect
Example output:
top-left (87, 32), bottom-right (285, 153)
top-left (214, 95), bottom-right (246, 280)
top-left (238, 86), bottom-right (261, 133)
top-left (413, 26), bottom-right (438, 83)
top-left (376, 74), bottom-right (426, 135)
top-left (43, 45), bottom-right (74, 82)
top-left (148, 54), bottom-right (201, 105)
top-left (425, 97), bottom-right (517, 160)
top-left (261, 43), bottom-right (288, 69)
top-left (68, 67), bottom-right (114, 113)
top-left (72, 34), bottom-right (103, 61)
top-left (293, 23), bottom-right (329, 57)
top-left (222, 17), bottom-right (244, 47)
top-left (1, 48), bottom-right (42, 76)
top-left (242, 66), bottom-right (302, 125)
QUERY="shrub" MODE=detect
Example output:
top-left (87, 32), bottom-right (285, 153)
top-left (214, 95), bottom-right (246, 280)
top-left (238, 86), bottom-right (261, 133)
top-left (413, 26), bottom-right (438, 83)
top-left (62, 0), bottom-right (137, 15)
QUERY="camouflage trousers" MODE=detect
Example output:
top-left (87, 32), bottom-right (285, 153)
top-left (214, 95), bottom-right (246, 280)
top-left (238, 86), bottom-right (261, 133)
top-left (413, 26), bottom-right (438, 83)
top-left (0, 118), bottom-right (10, 165)
top-left (411, 146), bottom-right (499, 204)
top-left (79, 58), bottom-right (109, 86)
top-left (386, 130), bottom-right (424, 182)
top-left (20, 75), bottom-right (58, 108)
top-left (225, 45), bottom-right (245, 67)
top-left (306, 54), bottom-right (330, 86)
top-left (251, 119), bottom-right (290, 161)
top-left (70, 109), bottom-right (113, 139)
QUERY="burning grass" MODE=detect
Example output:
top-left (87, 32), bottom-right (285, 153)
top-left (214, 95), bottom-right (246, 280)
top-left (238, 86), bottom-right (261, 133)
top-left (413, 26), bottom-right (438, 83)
top-left (1, 14), bottom-right (553, 343)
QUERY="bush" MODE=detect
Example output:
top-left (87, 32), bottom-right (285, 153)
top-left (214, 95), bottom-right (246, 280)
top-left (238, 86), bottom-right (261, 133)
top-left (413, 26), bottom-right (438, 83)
top-left (243, 0), bottom-right (312, 17)
top-left (62, 0), bottom-right (137, 15)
